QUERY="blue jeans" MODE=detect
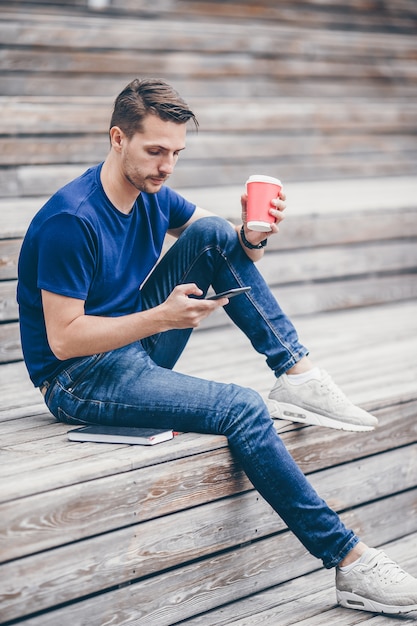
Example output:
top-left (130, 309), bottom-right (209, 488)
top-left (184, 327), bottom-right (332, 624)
top-left (44, 217), bottom-right (359, 568)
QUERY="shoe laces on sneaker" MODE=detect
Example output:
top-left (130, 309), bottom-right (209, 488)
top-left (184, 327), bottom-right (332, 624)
top-left (370, 552), bottom-right (409, 585)
top-left (318, 370), bottom-right (350, 407)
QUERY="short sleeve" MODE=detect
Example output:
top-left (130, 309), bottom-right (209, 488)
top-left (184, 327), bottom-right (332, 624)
top-left (37, 213), bottom-right (96, 300)
top-left (157, 187), bottom-right (196, 229)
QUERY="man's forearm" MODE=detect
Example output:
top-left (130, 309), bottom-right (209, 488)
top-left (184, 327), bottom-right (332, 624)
top-left (47, 307), bottom-right (169, 361)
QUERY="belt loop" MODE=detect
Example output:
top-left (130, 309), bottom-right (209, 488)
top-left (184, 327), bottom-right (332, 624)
top-left (40, 381), bottom-right (50, 397)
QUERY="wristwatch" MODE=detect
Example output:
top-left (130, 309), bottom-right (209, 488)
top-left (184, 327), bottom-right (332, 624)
top-left (240, 225), bottom-right (267, 250)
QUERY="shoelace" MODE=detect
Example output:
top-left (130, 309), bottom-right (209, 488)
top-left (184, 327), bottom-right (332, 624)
top-left (319, 370), bottom-right (350, 406)
top-left (371, 553), bottom-right (409, 584)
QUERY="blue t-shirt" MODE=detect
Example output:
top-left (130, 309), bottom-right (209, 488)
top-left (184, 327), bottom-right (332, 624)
top-left (17, 163), bottom-right (196, 387)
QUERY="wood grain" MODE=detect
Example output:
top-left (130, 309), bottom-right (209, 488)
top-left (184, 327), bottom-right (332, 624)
top-left (1, 2), bottom-right (417, 623)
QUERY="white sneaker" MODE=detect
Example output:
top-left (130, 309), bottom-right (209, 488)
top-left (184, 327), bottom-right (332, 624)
top-left (267, 369), bottom-right (378, 432)
top-left (336, 549), bottom-right (417, 614)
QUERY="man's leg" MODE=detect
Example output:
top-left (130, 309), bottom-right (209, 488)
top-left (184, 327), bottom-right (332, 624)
top-left (140, 215), bottom-right (308, 371)
top-left (45, 217), bottom-right (416, 613)
top-left (45, 342), bottom-right (357, 569)
top-left (141, 216), bottom-right (377, 432)
top-left (45, 345), bottom-right (417, 614)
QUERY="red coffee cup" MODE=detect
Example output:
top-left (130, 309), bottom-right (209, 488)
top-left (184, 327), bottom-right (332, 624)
top-left (246, 175), bottom-right (282, 232)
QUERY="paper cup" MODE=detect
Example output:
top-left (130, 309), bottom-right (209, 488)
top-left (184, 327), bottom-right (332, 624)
top-left (246, 175), bottom-right (282, 232)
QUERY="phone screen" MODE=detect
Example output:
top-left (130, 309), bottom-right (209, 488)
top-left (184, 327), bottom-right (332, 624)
top-left (206, 286), bottom-right (251, 300)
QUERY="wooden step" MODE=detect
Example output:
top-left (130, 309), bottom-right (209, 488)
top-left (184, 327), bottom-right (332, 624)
top-left (1, 296), bottom-right (417, 623)
top-left (7, 0), bottom-right (417, 35)
top-left (1, 6), bottom-right (416, 99)
top-left (2, 96), bottom-right (417, 135)
top-left (178, 534), bottom-right (417, 625)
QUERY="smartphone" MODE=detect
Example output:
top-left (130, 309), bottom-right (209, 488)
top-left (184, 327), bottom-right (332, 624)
top-left (206, 286), bottom-right (251, 300)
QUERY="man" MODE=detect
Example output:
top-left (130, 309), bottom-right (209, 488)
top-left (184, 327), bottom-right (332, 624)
top-left (17, 78), bottom-right (417, 615)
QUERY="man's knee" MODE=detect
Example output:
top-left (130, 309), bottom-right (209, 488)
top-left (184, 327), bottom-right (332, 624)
top-left (218, 384), bottom-right (268, 435)
top-left (186, 215), bottom-right (236, 246)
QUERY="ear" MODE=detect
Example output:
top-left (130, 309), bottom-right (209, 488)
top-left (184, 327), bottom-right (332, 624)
top-left (109, 126), bottom-right (125, 152)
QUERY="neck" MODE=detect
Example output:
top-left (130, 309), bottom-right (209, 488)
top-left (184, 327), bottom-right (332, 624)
top-left (100, 155), bottom-right (139, 215)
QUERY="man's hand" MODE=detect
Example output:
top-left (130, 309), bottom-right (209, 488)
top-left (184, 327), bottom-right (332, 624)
top-left (241, 188), bottom-right (286, 237)
top-left (237, 188), bottom-right (287, 260)
top-left (157, 283), bottom-right (227, 329)
top-left (42, 284), bottom-right (226, 361)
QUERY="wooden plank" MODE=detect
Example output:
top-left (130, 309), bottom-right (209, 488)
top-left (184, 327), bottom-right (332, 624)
top-left (1, 97), bottom-right (416, 135)
top-left (5, 492), bottom-right (416, 625)
top-left (2, 73), bottom-right (416, 99)
top-left (0, 281), bottom-right (18, 322)
top-left (2, 132), bottom-right (417, 167)
top-left (0, 322), bottom-right (21, 363)
top-left (2, 241), bottom-right (415, 320)
top-left (3, 205), bottom-right (417, 274)
top-left (0, 196), bottom-right (49, 239)
top-left (0, 394), bottom-right (415, 538)
top-left (184, 299), bottom-right (417, 404)
top-left (1, 392), bottom-right (416, 518)
top-left (260, 240), bottom-right (417, 286)
top-left (1, 9), bottom-right (416, 58)
top-left (5, 0), bottom-right (417, 34)
top-left (109, 0), bottom-right (417, 33)
top-left (1, 435), bottom-right (414, 563)
top-left (0, 239), bottom-right (20, 280)
top-left (0, 96), bottom-right (112, 135)
top-left (2, 148), bottom-right (417, 199)
top-left (192, 98), bottom-right (417, 133)
top-left (3, 298), bottom-right (417, 408)
top-left (271, 273), bottom-right (417, 317)
top-left (2, 274), bottom-right (417, 365)
top-left (0, 135), bottom-right (108, 166)
top-left (179, 535), bottom-right (417, 625)
top-left (3, 46), bottom-right (417, 84)
top-left (0, 360), bottom-right (41, 411)
top-left (1, 196), bottom-right (416, 250)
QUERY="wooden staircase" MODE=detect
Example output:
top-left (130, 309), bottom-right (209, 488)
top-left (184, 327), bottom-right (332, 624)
top-left (0, 2), bottom-right (417, 624)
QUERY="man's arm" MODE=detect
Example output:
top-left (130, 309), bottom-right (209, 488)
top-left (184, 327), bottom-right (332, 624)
top-left (42, 284), bottom-right (225, 361)
top-left (169, 189), bottom-right (286, 262)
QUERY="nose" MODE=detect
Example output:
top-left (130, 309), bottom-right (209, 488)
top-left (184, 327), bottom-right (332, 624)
top-left (159, 153), bottom-right (176, 175)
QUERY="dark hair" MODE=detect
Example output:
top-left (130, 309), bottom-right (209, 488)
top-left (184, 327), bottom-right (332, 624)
top-left (110, 78), bottom-right (199, 137)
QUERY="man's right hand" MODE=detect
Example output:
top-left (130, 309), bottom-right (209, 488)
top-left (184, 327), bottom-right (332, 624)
top-left (158, 283), bottom-right (227, 330)
top-left (42, 284), bottom-right (226, 362)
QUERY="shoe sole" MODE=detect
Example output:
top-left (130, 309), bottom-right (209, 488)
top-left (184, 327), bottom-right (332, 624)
top-left (337, 589), bottom-right (417, 614)
top-left (267, 400), bottom-right (376, 432)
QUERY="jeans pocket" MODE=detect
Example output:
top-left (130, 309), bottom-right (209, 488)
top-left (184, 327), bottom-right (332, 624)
top-left (57, 407), bottom-right (94, 426)
top-left (65, 353), bottom-right (104, 393)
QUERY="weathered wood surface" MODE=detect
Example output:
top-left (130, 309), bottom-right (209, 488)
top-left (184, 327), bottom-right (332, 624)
top-left (1, 2), bottom-right (417, 624)
top-left (1, 422), bottom-right (416, 623)
top-left (2, 7), bottom-right (416, 63)
top-left (2, 97), bottom-right (417, 135)
top-left (1, 96), bottom-right (416, 190)
top-left (1, 176), bottom-right (416, 362)
top-left (178, 536), bottom-right (417, 626)
top-left (2, 499), bottom-right (416, 625)
top-left (1, 396), bottom-right (416, 623)
top-left (1, 298), bottom-right (417, 623)
top-left (1, 0), bottom-right (416, 191)
top-left (3, 297), bottom-right (417, 417)
top-left (1, 405), bottom-right (416, 555)
top-left (11, 0), bottom-right (417, 32)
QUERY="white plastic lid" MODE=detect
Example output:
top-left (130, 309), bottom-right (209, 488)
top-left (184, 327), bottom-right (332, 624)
top-left (246, 175), bottom-right (282, 186)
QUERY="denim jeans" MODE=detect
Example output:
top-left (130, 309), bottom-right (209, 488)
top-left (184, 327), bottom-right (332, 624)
top-left (44, 216), bottom-right (359, 568)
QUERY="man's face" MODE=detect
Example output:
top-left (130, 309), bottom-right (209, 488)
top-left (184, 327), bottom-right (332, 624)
top-left (120, 114), bottom-right (187, 194)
